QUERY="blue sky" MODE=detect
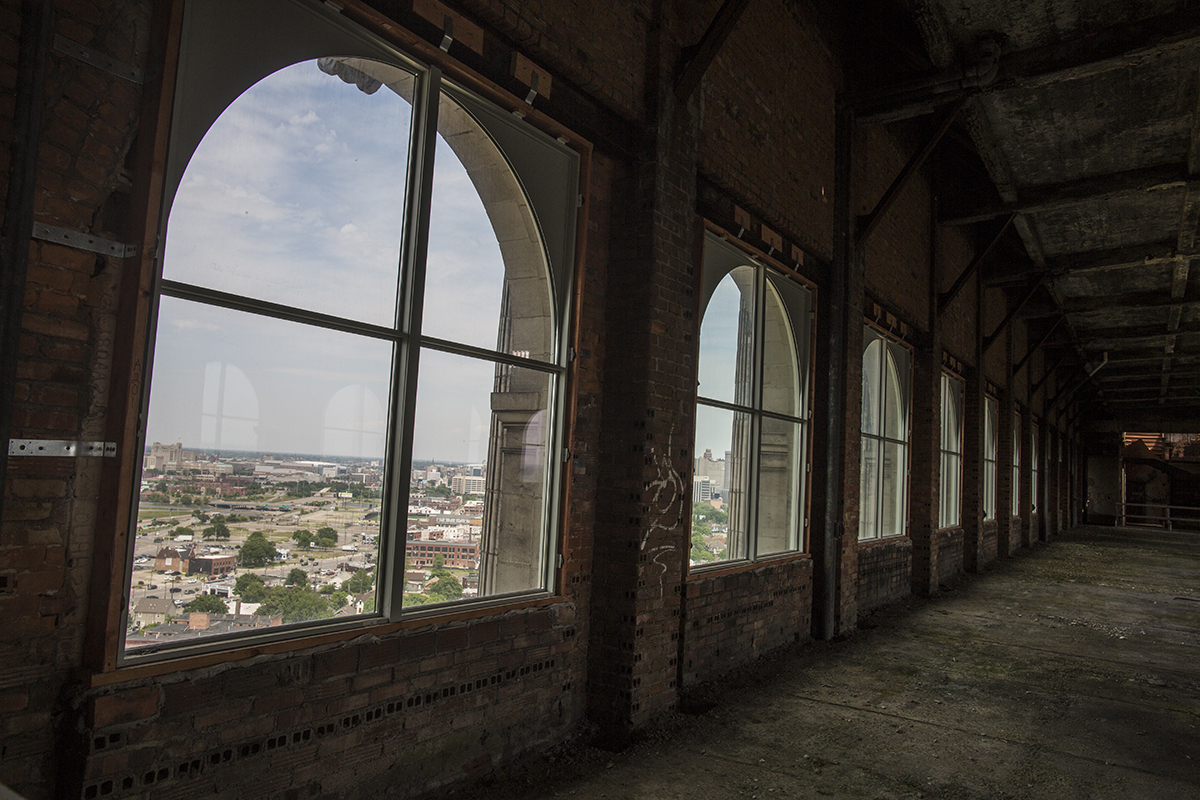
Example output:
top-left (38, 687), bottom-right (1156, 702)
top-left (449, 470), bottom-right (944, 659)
top-left (148, 60), bottom-right (514, 462)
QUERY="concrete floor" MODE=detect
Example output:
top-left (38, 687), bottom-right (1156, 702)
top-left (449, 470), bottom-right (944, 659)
top-left (450, 525), bottom-right (1200, 800)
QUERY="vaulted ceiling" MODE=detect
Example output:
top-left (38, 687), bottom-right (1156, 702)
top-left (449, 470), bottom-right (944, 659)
top-left (895, 1), bottom-right (1200, 432)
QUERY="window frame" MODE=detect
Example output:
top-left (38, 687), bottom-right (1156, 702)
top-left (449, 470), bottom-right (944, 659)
top-left (938, 371), bottom-right (964, 530)
top-left (1031, 420), bottom-right (1040, 515)
top-left (102, 0), bottom-right (586, 668)
top-left (1012, 410), bottom-right (1022, 517)
top-left (983, 395), bottom-right (998, 522)
top-left (858, 324), bottom-right (912, 542)
top-left (688, 229), bottom-right (815, 570)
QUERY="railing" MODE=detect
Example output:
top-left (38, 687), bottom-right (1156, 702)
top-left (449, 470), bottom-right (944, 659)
top-left (1118, 502), bottom-right (1200, 531)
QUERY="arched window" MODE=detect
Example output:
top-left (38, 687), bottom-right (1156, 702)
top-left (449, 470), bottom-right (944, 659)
top-left (859, 327), bottom-right (910, 540)
top-left (122, 0), bottom-right (578, 658)
top-left (939, 372), bottom-right (964, 529)
top-left (690, 233), bottom-right (812, 567)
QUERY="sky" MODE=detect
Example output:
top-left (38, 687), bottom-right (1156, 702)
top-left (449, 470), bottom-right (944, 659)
top-left (147, 59), bottom-right (539, 463)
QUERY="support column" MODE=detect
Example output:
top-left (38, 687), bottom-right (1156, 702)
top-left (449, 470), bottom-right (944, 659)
top-left (587, 0), bottom-right (697, 744)
top-left (811, 103), bottom-right (859, 638)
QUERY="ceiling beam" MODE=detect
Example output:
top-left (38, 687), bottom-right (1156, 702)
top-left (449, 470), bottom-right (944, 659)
top-left (997, 7), bottom-right (1200, 88)
top-left (941, 163), bottom-right (1198, 226)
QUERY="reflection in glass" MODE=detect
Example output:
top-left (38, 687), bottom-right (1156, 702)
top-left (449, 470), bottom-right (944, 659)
top-left (983, 397), bottom-right (998, 520)
top-left (861, 339), bottom-right (881, 436)
top-left (760, 278), bottom-right (803, 418)
top-left (698, 267), bottom-right (755, 406)
top-left (126, 298), bottom-right (392, 652)
top-left (881, 441), bottom-right (907, 538)
top-left (163, 58), bottom-right (414, 326)
top-left (757, 418), bottom-right (803, 555)
top-left (408, 348), bottom-right (552, 604)
top-left (859, 437), bottom-right (879, 538)
top-left (422, 92), bottom-right (554, 362)
top-left (691, 404), bottom-right (750, 564)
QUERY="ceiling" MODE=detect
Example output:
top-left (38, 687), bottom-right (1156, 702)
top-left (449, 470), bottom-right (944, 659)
top-left (887, 1), bottom-right (1200, 432)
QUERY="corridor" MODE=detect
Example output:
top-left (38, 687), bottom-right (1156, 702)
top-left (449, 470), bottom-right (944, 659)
top-left (461, 526), bottom-right (1200, 800)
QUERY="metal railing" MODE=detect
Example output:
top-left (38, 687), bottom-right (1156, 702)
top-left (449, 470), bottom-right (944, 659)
top-left (1118, 502), bottom-right (1200, 531)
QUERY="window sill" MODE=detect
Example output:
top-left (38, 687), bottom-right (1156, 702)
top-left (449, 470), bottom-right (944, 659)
top-left (686, 551), bottom-right (810, 581)
top-left (856, 535), bottom-right (910, 547)
top-left (88, 593), bottom-right (560, 688)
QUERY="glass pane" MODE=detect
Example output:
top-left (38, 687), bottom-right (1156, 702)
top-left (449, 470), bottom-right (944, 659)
top-left (407, 349), bottom-right (552, 603)
top-left (698, 268), bottom-right (756, 406)
top-left (985, 398), bottom-right (997, 461)
top-left (984, 459), bottom-right (996, 521)
top-left (692, 404), bottom-right (750, 563)
top-left (940, 452), bottom-right (960, 528)
top-left (757, 418), bottom-right (803, 555)
top-left (761, 276), bottom-right (807, 418)
top-left (861, 335), bottom-right (882, 436)
top-left (858, 437), bottom-right (879, 539)
top-left (884, 343), bottom-right (909, 441)
top-left (422, 93), bottom-right (554, 362)
top-left (881, 441), bottom-right (906, 537)
top-left (126, 298), bottom-right (393, 652)
top-left (163, 59), bottom-right (415, 327)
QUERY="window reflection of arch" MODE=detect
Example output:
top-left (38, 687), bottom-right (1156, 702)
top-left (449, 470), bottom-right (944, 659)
top-left (691, 233), bottom-right (812, 566)
top-left (322, 384), bottom-right (386, 459)
top-left (859, 327), bottom-right (910, 541)
top-left (200, 361), bottom-right (259, 451)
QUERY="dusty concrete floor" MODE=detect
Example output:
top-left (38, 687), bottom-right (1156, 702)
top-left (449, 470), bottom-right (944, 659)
top-left (447, 525), bottom-right (1200, 800)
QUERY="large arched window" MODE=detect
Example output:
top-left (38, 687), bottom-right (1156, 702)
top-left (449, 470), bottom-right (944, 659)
top-left (859, 327), bottom-right (911, 540)
top-left (121, 0), bottom-right (577, 658)
top-left (690, 233), bottom-right (812, 567)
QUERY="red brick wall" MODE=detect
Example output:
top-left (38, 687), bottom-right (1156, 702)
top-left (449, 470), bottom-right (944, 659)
top-left (856, 538), bottom-right (912, 616)
top-left (697, 0), bottom-right (840, 259)
top-left (681, 558), bottom-right (813, 685)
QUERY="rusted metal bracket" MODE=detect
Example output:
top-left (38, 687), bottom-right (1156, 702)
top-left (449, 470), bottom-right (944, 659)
top-left (983, 277), bottom-right (1043, 354)
top-left (938, 214), bottom-right (1014, 315)
top-left (675, 0), bottom-right (752, 101)
top-left (856, 97), bottom-right (966, 249)
top-left (1013, 316), bottom-right (1064, 376)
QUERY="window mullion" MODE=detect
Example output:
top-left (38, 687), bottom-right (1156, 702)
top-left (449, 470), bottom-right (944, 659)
top-left (380, 67), bottom-right (442, 621)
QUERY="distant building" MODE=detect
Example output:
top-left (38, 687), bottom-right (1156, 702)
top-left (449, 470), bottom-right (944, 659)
top-left (692, 476), bottom-right (713, 503)
top-left (154, 546), bottom-right (192, 574)
top-left (189, 555), bottom-right (236, 578)
top-left (130, 597), bottom-right (179, 627)
top-left (405, 538), bottom-right (478, 568)
top-left (451, 475), bottom-right (487, 495)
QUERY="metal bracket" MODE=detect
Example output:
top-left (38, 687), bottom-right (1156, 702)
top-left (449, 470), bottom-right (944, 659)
top-left (32, 222), bottom-right (138, 258)
top-left (9, 439), bottom-right (117, 458)
top-left (440, 13), bottom-right (454, 51)
top-left (53, 34), bottom-right (144, 84)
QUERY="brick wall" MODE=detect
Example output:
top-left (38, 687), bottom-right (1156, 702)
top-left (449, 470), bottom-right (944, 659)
top-left (856, 538), bottom-right (912, 617)
top-left (73, 607), bottom-right (581, 800)
top-left (681, 558), bottom-right (813, 685)
top-left (935, 528), bottom-right (964, 586)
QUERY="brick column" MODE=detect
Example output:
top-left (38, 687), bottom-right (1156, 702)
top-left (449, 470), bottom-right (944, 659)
top-left (961, 364), bottom-right (985, 571)
top-left (586, 4), bottom-right (696, 744)
top-left (910, 337), bottom-right (939, 596)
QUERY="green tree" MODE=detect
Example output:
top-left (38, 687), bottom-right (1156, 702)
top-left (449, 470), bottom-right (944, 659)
top-left (315, 526), bottom-right (338, 547)
top-left (342, 568), bottom-right (375, 595)
top-left (426, 574), bottom-right (463, 602)
top-left (330, 590), bottom-right (348, 608)
top-left (690, 525), bottom-right (716, 563)
top-left (291, 529), bottom-right (314, 549)
top-left (235, 572), bottom-right (267, 602)
top-left (258, 587), bottom-right (332, 624)
top-left (145, 492), bottom-right (168, 504)
top-left (432, 553), bottom-right (445, 569)
top-left (238, 531), bottom-right (278, 567)
top-left (203, 520), bottom-right (230, 540)
top-left (285, 568), bottom-right (308, 586)
top-left (194, 510), bottom-right (210, 523)
top-left (183, 594), bottom-right (229, 614)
